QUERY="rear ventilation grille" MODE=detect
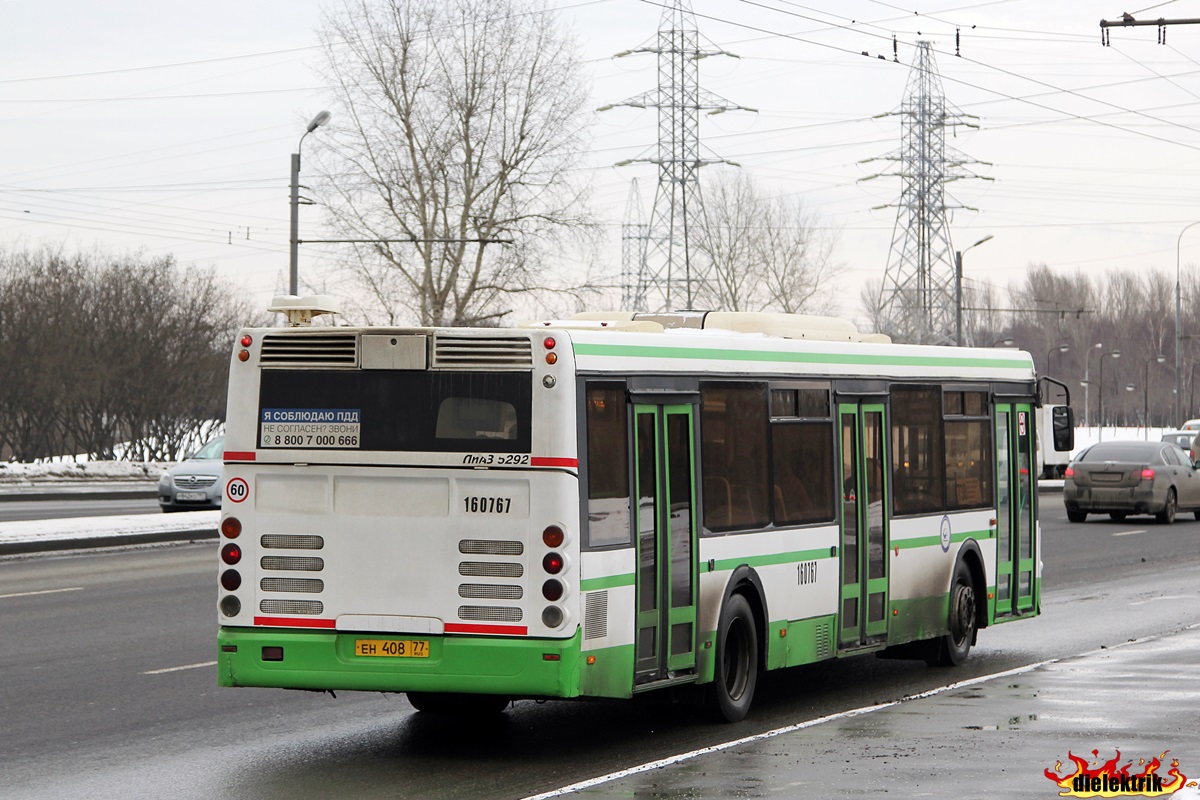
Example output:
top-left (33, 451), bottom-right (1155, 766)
top-left (259, 599), bottom-right (324, 615)
top-left (261, 577), bottom-right (324, 593)
top-left (261, 556), bottom-right (324, 572)
top-left (584, 591), bottom-right (609, 640)
top-left (459, 539), bottom-right (524, 556)
top-left (458, 561), bottom-right (523, 578)
top-left (260, 333), bottom-right (358, 367)
top-left (261, 534), bottom-right (324, 550)
top-left (432, 335), bottom-right (533, 370)
top-left (815, 619), bottom-right (832, 659)
top-left (459, 583), bottom-right (523, 600)
top-left (458, 605), bottom-right (523, 623)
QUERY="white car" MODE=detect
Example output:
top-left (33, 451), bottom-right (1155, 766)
top-left (158, 437), bottom-right (224, 512)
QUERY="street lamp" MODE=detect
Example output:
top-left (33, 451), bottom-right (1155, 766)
top-left (1046, 342), bottom-right (1069, 378)
top-left (955, 234), bottom-right (994, 346)
top-left (1144, 354), bottom-right (1166, 439)
top-left (1176, 222), bottom-right (1200, 427)
top-left (289, 110), bottom-right (332, 296)
top-left (1083, 342), bottom-right (1103, 428)
top-left (1098, 349), bottom-right (1121, 441)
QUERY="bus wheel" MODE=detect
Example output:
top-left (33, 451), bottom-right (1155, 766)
top-left (407, 692), bottom-right (510, 716)
top-left (708, 594), bottom-right (758, 722)
top-left (927, 561), bottom-right (977, 668)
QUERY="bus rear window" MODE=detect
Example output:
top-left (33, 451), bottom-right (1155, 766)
top-left (259, 370), bottom-right (531, 453)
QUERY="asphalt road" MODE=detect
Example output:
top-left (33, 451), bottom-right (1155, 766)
top-left (2, 507), bottom-right (1198, 800)
top-left (0, 496), bottom-right (160, 521)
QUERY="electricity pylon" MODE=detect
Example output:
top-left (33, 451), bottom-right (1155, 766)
top-left (600, 0), bottom-right (753, 312)
top-left (863, 41), bottom-right (990, 344)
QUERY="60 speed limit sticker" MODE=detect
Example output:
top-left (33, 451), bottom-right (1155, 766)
top-left (226, 477), bottom-right (249, 503)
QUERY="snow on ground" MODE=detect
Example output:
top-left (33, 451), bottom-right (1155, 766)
top-left (0, 510), bottom-right (217, 550)
top-left (0, 460), bottom-right (168, 484)
top-left (1071, 426), bottom-right (1187, 459)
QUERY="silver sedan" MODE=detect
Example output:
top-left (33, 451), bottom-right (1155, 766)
top-left (1063, 440), bottom-right (1200, 524)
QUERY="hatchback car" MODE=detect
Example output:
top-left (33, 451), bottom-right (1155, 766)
top-left (158, 436), bottom-right (224, 512)
top-left (1063, 440), bottom-right (1200, 524)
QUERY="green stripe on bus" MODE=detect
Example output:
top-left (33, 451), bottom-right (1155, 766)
top-left (893, 529), bottom-right (992, 551)
top-left (712, 547), bottom-right (832, 572)
top-left (580, 573), bottom-right (636, 592)
top-left (572, 342), bottom-right (1027, 371)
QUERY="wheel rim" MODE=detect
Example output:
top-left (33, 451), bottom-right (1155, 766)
top-left (1167, 491), bottom-right (1177, 521)
top-left (950, 579), bottom-right (976, 648)
top-left (723, 617), bottom-right (750, 700)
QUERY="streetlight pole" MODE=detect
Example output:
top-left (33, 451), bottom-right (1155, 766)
top-left (1144, 354), bottom-right (1166, 438)
top-left (1084, 342), bottom-right (1103, 429)
top-left (1046, 342), bottom-right (1069, 377)
top-left (289, 110), bottom-right (332, 296)
top-left (1099, 349), bottom-right (1121, 441)
top-left (955, 234), bottom-right (993, 346)
top-left (1176, 222), bottom-right (1200, 426)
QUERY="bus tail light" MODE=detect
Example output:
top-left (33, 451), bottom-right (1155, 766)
top-left (543, 337), bottom-right (556, 350)
top-left (542, 606), bottom-right (565, 628)
top-left (542, 579), bottom-right (564, 601)
top-left (240, 334), bottom-right (253, 347)
top-left (543, 553), bottom-right (564, 574)
top-left (221, 542), bottom-right (242, 565)
top-left (221, 517), bottom-right (242, 538)
top-left (221, 569), bottom-right (242, 591)
top-left (542, 525), bottom-right (564, 548)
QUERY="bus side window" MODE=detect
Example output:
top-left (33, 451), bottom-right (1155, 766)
top-left (586, 385), bottom-right (631, 548)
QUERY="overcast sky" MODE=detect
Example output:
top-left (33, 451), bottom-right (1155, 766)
top-left (3, 0), bottom-right (1199, 324)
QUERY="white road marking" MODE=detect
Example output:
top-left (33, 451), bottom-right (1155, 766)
top-left (0, 586), bottom-right (84, 600)
top-left (1112, 529), bottom-right (1147, 536)
top-left (1129, 595), bottom-right (1193, 606)
top-left (143, 660), bottom-right (218, 675)
top-left (521, 660), bottom-right (1059, 800)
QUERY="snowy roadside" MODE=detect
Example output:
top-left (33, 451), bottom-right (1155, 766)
top-left (0, 510), bottom-right (218, 556)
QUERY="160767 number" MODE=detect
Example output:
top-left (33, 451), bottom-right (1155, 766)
top-left (463, 496), bottom-right (512, 514)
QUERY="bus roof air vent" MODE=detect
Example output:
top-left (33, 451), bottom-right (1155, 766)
top-left (268, 295), bottom-right (342, 327)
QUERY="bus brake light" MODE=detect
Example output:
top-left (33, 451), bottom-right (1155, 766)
top-left (543, 553), bottom-right (564, 574)
top-left (221, 517), bottom-right (242, 538)
top-left (221, 543), bottom-right (242, 565)
top-left (543, 337), bottom-right (556, 350)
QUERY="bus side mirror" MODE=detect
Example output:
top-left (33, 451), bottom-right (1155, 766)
top-left (1052, 406), bottom-right (1074, 452)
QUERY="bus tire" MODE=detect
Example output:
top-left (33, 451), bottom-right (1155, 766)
top-left (406, 692), bottom-right (510, 716)
top-left (708, 593), bottom-right (758, 722)
top-left (927, 560), bottom-right (977, 668)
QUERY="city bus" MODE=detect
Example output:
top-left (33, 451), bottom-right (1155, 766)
top-left (216, 301), bottom-right (1073, 721)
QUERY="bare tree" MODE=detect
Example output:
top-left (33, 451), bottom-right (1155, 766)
top-left (315, 0), bottom-right (592, 326)
top-left (0, 247), bottom-right (254, 462)
top-left (695, 171), bottom-right (842, 314)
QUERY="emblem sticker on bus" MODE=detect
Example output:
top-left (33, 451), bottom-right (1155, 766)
top-left (259, 408), bottom-right (362, 449)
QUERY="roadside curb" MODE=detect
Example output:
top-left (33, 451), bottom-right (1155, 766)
top-left (0, 487), bottom-right (158, 503)
top-left (0, 526), bottom-right (216, 556)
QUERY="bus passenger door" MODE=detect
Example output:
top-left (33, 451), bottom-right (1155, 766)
top-left (632, 404), bottom-right (698, 684)
top-left (837, 403), bottom-right (890, 649)
top-left (995, 404), bottom-right (1037, 618)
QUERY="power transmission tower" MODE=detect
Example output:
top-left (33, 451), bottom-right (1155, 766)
top-left (600, 0), bottom-right (753, 312)
top-left (864, 41), bottom-right (990, 344)
top-left (621, 179), bottom-right (650, 310)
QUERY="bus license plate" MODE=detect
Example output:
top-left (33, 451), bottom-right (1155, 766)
top-left (355, 639), bottom-right (429, 658)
